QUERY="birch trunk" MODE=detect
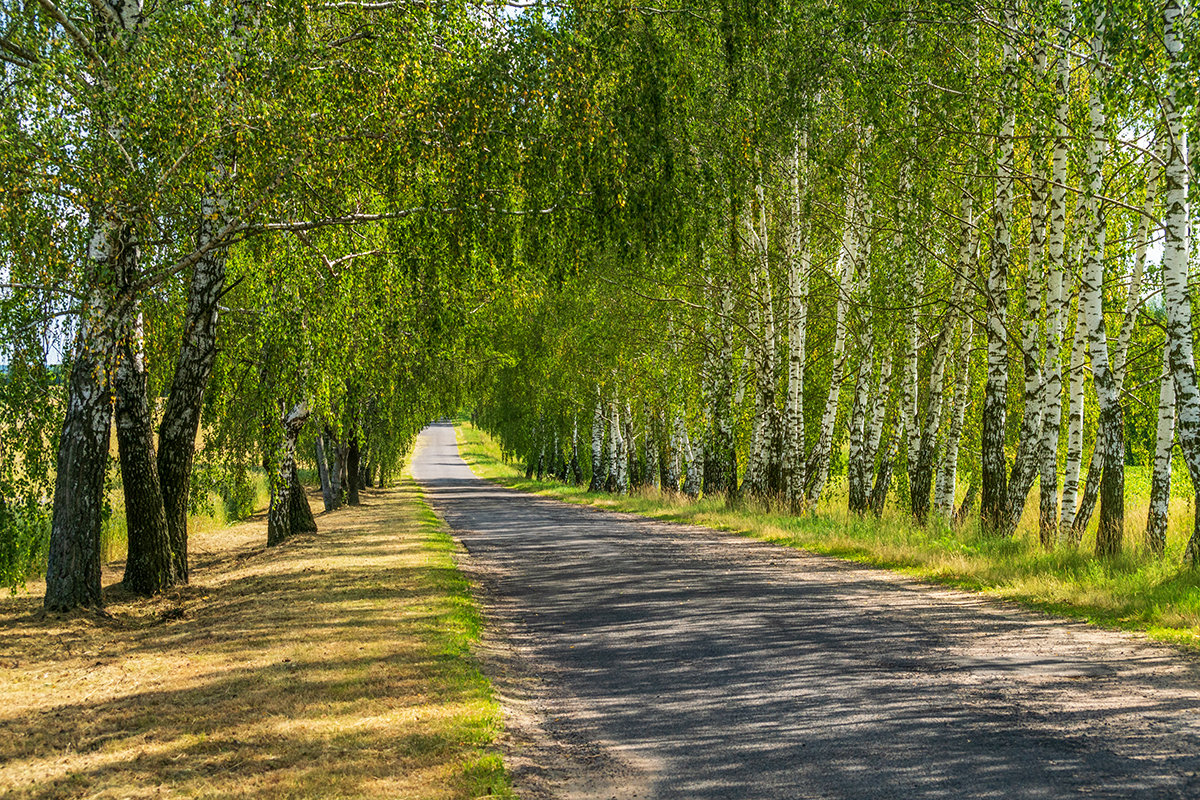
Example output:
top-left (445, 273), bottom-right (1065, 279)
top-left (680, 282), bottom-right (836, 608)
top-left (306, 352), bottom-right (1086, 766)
top-left (784, 133), bottom-right (810, 510)
top-left (623, 401), bottom-right (634, 492)
top-left (346, 431), bottom-right (361, 505)
top-left (316, 434), bottom-right (334, 510)
top-left (643, 416), bottom-right (659, 490)
top-left (1060, 304), bottom-right (1088, 536)
top-left (1076, 12), bottom-right (1124, 558)
top-left (570, 416), bottom-right (584, 485)
top-left (847, 341), bottom-right (873, 514)
top-left (871, 432), bottom-right (899, 518)
top-left (44, 1), bottom-right (144, 611)
top-left (980, 10), bottom-right (1018, 535)
top-left (554, 430), bottom-right (566, 482)
top-left (807, 167), bottom-right (867, 505)
top-left (1146, 345), bottom-right (1175, 556)
top-left (1160, 0), bottom-right (1200, 564)
top-left (155, 5), bottom-right (252, 583)
top-left (900, 286), bottom-right (921, 501)
top-left (335, 439), bottom-right (347, 504)
top-left (745, 179), bottom-right (778, 498)
top-left (267, 403), bottom-right (309, 547)
top-left (316, 430), bottom-right (344, 512)
top-left (899, 261), bottom-right (922, 503)
top-left (865, 351), bottom-right (894, 475)
top-left (288, 463), bottom-right (318, 535)
top-left (911, 272), bottom-right (961, 523)
top-left (1004, 34), bottom-right (1049, 536)
top-left (1038, 17), bottom-right (1072, 547)
top-left (705, 281), bottom-right (737, 497)
top-left (44, 222), bottom-right (127, 611)
top-left (535, 426), bottom-right (545, 481)
top-left (666, 410), bottom-right (682, 491)
top-left (935, 319), bottom-right (974, 518)
top-left (933, 179), bottom-right (980, 519)
top-left (43, 313), bottom-right (114, 610)
top-left (608, 399), bottom-right (625, 493)
top-left (589, 391), bottom-right (605, 491)
top-left (1073, 151), bottom-right (1161, 537)
top-left (681, 418), bottom-right (702, 497)
top-left (109, 219), bottom-right (173, 596)
top-left (115, 309), bottom-right (174, 596)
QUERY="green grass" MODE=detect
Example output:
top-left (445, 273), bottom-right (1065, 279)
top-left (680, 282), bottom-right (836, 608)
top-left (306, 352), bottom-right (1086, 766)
top-left (407, 469), bottom-right (516, 799)
top-left (456, 420), bottom-right (1200, 650)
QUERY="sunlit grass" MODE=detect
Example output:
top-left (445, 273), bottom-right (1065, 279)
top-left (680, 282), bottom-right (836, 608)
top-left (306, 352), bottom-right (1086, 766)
top-left (456, 420), bottom-right (1200, 649)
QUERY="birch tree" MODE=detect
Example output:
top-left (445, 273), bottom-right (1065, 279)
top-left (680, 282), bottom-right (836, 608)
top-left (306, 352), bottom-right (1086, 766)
top-left (783, 132), bottom-right (811, 510)
top-left (1037, 6), bottom-right (1073, 547)
top-left (1159, 0), bottom-right (1200, 564)
top-left (1147, 346), bottom-right (1176, 556)
top-left (980, 10), bottom-right (1019, 536)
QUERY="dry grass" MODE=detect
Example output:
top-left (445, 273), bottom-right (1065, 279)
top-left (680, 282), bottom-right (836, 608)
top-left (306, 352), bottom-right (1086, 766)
top-left (456, 420), bottom-right (1200, 650)
top-left (0, 476), bottom-right (512, 800)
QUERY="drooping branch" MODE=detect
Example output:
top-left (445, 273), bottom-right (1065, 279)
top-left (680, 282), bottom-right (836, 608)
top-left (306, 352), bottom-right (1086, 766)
top-left (33, 0), bottom-right (106, 72)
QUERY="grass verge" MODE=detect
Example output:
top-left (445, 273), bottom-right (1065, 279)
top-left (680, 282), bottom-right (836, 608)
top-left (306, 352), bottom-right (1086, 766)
top-left (0, 467), bottom-right (513, 799)
top-left (456, 420), bottom-right (1200, 651)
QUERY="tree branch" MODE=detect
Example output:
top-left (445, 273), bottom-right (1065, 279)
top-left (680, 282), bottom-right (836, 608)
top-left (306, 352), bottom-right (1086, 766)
top-left (0, 35), bottom-right (38, 64)
top-left (34, 0), bottom-right (106, 73)
top-left (262, 208), bottom-right (439, 233)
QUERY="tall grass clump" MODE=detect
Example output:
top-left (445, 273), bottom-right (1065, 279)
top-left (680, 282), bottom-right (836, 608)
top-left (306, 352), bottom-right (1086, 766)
top-left (0, 498), bottom-right (51, 593)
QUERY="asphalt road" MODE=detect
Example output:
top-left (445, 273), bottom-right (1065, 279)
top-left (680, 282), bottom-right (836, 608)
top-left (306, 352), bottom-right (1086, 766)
top-left (412, 422), bottom-right (1200, 800)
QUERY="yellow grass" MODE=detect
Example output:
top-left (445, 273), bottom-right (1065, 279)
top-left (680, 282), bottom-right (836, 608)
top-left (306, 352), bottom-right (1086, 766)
top-left (0, 470), bottom-right (513, 799)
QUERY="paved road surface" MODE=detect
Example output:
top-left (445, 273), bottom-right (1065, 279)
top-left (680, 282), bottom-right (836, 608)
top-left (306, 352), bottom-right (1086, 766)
top-left (412, 422), bottom-right (1200, 799)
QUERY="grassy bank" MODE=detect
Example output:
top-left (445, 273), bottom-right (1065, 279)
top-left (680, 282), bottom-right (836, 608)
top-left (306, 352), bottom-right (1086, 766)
top-left (0, 464), bottom-right (513, 799)
top-left (456, 420), bottom-right (1200, 650)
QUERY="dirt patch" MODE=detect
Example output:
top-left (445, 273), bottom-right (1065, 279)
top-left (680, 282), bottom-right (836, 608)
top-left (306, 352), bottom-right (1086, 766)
top-left (0, 483), bottom-right (510, 800)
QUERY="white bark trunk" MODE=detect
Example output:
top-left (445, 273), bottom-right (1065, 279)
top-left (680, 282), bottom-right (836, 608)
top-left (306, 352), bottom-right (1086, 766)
top-left (1114, 157), bottom-right (1160, 392)
top-left (1059, 295), bottom-right (1089, 536)
top-left (866, 350), bottom-right (894, 473)
top-left (665, 410), bottom-right (681, 491)
top-left (681, 414), bottom-right (701, 497)
top-left (980, 10), bottom-right (1018, 534)
top-left (1004, 30), bottom-right (1049, 536)
top-left (913, 269), bottom-right (964, 521)
top-left (784, 132), bottom-right (810, 509)
top-left (1078, 10), bottom-right (1124, 558)
top-left (935, 318), bottom-right (974, 518)
top-left (899, 232), bottom-right (922, 497)
top-left (745, 177), bottom-right (778, 498)
top-left (1161, 0), bottom-right (1200, 563)
top-left (610, 398), bottom-right (626, 493)
top-left (1038, 13), bottom-right (1072, 546)
top-left (1146, 344), bottom-right (1175, 556)
top-left (847, 338), bottom-right (873, 513)
top-left (808, 153), bottom-right (870, 505)
top-left (589, 390), bottom-right (605, 492)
